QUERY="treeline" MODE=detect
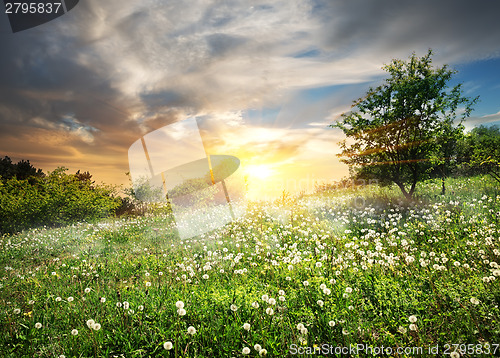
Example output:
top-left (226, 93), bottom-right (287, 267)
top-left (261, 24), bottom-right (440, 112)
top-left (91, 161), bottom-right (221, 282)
top-left (0, 157), bottom-right (122, 234)
top-left (454, 125), bottom-right (500, 183)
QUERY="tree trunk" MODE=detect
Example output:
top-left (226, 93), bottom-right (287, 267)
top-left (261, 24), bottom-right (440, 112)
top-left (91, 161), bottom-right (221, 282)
top-left (395, 181), bottom-right (413, 200)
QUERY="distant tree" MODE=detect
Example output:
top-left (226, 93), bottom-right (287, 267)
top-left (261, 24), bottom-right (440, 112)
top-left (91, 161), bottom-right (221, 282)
top-left (0, 156), bottom-right (45, 182)
top-left (331, 50), bottom-right (478, 199)
top-left (465, 125), bottom-right (500, 184)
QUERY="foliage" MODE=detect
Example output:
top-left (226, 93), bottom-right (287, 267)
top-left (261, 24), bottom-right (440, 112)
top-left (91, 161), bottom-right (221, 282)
top-left (331, 50), bottom-right (478, 199)
top-left (0, 176), bottom-right (499, 357)
top-left (0, 156), bottom-right (45, 182)
top-left (0, 167), bottom-right (121, 234)
top-left (457, 125), bottom-right (500, 184)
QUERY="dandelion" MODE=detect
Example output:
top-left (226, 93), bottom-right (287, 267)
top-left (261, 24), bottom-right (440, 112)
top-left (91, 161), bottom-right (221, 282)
top-left (202, 274), bottom-right (209, 279)
top-left (56, 297), bottom-right (62, 302)
top-left (187, 326), bottom-right (196, 335)
top-left (67, 297), bottom-right (74, 302)
top-left (35, 322), bottom-right (42, 329)
top-left (286, 276), bottom-right (291, 281)
top-left (398, 326), bottom-right (407, 334)
top-left (28, 300), bottom-right (34, 305)
top-left (13, 308), bottom-right (21, 314)
top-left (164, 341), bottom-right (173, 350)
top-left (261, 294), bottom-right (269, 302)
top-left (265, 307), bottom-right (274, 315)
top-left (71, 329), bottom-right (78, 336)
top-left (296, 323), bottom-right (305, 331)
top-left (175, 301), bottom-right (184, 309)
top-left (450, 352), bottom-right (460, 358)
top-left (268, 298), bottom-right (276, 305)
top-left (259, 349), bottom-right (268, 356)
top-left (303, 281), bottom-right (309, 287)
top-left (242, 347), bottom-right (251, 355)
top-left (278, 290), bottom-right (285, 296)
top-left (145, 281), bottom-right (151, 287)
top-left (316, 262), bottom-right (322, 268)
top-left (317, 300), bottom-right (324, 307)
top-left (301, 327), bottom-right (308, 335)
top-left (279, 296), bottom-right (286, 302)
top-left (328, 321), bottom-right (335, 327)
top-left (100, 297), bottom-right (106, 303)
top-left (52, 272), bottom-right (56, 276)
top-left (84, 288), bottom-right (91, 293)
top-left (252, 301), bottom-right (259, 308)
top-left (230, 304), bottom-right (238, 312)
top-left (177, 308), bottom-right (186, 316)
top-left (409, 315), bottom-right (417, 323)
top-left (92, 323), bottom-right (101, 331)
top-left (86, 319), bottom-right (95, 328)
top-left (409, 324), bottom-right (417, 331)
top-left (470, 297), bottom-right (480, 305)
top-left (254, 344), bottom-right (262, 352)
top-left (345, 287), bottom-right (352, 293)
top-left (323, 288), bottom-right (331, 295)
top-left (243, 323), bottom-right (251, 331)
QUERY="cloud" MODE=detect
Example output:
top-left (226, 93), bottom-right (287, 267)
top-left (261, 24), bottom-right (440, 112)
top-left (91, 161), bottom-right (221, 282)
top-left (0, 0), bottom-right (499, 187)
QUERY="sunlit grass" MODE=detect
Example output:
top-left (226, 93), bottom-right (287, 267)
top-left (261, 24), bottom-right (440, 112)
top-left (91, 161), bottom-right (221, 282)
top-left (0, 176), bottom-right (499, 357)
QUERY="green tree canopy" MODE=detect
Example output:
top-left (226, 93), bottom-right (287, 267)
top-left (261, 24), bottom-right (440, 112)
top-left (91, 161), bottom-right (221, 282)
top-left (331, 50), bottom-right (478, 199)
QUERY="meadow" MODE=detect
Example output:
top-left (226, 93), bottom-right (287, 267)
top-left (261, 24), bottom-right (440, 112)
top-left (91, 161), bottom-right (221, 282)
top-left (0, 176), bottom-right (499, 357)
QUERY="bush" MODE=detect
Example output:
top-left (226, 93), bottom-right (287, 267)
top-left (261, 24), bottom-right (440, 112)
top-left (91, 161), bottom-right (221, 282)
top-left (0, 167), bottom-right (121, 234)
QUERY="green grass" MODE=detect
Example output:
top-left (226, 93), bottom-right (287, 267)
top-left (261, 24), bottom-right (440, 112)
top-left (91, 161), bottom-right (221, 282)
top-left (1, 176), bottom-right (499, 357)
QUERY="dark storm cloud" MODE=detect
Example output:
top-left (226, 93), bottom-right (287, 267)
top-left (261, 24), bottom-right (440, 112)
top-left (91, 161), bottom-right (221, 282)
top-left (312, 0), bottom-right (500, 62)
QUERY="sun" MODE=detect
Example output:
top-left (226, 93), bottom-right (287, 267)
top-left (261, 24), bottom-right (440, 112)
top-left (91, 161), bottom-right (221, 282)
top-left (244, 164), bottom-right (274, 180)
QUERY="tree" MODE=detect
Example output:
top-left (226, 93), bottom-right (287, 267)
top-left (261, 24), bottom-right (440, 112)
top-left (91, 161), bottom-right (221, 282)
top-left (463, 125), bottom-right (500, 184)
top-left (331, 50), bottom-right (478, 199)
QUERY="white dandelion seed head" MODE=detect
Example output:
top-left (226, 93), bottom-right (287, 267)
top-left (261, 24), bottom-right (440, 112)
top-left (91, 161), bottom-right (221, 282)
top-left (243, 323), bottom-right (251, 331)
top-left (265, 307), bottom-right (274, 315)
top-left (409, 323), bottom-right (417, 331)
top-left (242, 347), bottom-right (251, 355)
top-left (187, 326), bottom-right (196, 335)
top-left (86, 319), bottom-right (95, 328)
top-left (254, 344), bottom-right (262, 352)
top-left (230, 304), bottom-right (238, 312)
top-left (35, 322), bottom-right (42, 329)
top-left (163, 341), bottom-right (173, 350)
top-left (409, 315), bottom-right (417, 323)
top-left (175, 301), bottom-right (184, 309)
top-left (328, 320), bottom-right (335, 327)
top-left (259, 349), bottom-right (268, 356)
top-left (67, 297), bottom-right (74, 302)
top-left (71, 329), bottom-right (78, 336)
top-left (84, 288), bottom-right (91, 294)
top-left (177, 308), bottom-right (186, 316)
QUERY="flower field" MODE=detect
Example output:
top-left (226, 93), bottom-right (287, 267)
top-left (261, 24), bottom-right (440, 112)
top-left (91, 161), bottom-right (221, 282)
top-left (1, 176), bottom-right (499, 357)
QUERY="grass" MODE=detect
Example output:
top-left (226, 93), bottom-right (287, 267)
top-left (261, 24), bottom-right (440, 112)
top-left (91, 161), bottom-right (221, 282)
top-left (0, 175), bottom-right (499, 357)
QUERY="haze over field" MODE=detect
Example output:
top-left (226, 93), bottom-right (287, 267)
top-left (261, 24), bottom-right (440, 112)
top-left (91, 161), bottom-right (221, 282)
top-left (1, 0), bottom-right (500, 198)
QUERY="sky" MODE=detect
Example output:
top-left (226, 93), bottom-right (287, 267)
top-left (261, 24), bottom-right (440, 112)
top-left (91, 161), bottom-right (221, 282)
top-left (1, 0), bottom-right (500, 199)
